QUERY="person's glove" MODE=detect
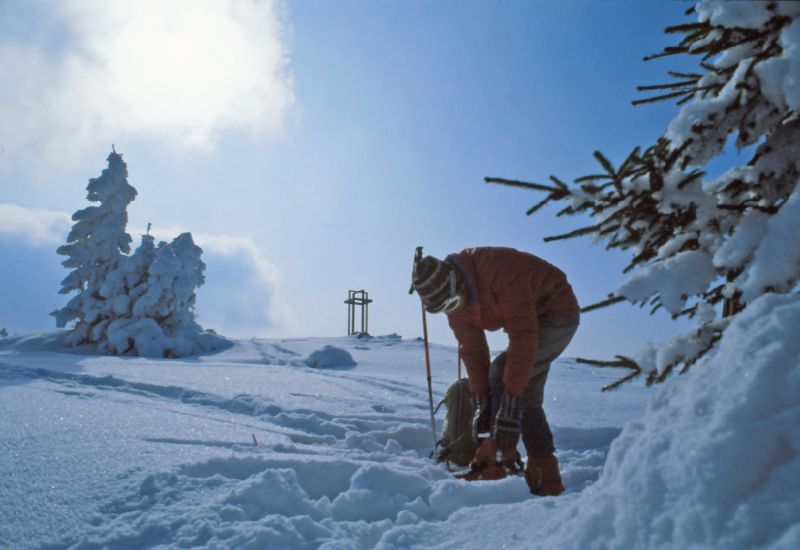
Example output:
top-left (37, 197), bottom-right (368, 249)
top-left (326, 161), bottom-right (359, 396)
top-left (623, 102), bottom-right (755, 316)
top-left (493, 393), bottom-right (522, 449)
top-left (472, 394), bottom-right (492, 443)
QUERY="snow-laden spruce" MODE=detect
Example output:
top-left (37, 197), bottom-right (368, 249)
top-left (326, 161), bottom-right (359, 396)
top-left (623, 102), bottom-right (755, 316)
top-left (53, 149), bottom-right (227, 357)
top-left (53, 147), bottom-right (137, 344)
top-left (489, 0), bottom-right (800, 385)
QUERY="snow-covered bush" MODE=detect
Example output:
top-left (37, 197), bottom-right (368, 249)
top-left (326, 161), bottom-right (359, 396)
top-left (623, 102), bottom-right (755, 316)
top-left (489, 1), bottom-right (800, 387)
top-left (54, 150), bottom-right (227, 357)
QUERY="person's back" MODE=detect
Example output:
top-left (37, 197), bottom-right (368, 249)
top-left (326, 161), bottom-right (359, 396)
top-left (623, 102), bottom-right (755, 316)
top-left (446, 246), bottom-right (579, 331)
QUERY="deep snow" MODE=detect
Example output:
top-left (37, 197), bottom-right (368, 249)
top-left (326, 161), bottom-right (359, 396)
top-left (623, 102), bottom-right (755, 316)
top-left (0, 332), bottom-right (645, 549)
top-left (1, 294), bottom-right (798, 549)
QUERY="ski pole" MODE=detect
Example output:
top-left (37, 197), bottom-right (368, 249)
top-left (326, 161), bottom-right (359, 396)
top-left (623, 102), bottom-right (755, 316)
top-left (420, 301), bottom-right (438, 454)
top-left (409, 246), bottom-right (438, 455)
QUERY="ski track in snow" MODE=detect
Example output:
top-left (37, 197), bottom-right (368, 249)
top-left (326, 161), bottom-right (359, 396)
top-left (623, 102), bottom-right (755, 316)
top-left (0, 336), bottom-right (635, 549)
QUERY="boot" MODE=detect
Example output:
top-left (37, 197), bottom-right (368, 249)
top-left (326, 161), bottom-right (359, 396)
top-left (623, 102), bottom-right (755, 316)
top-left (525, 453), bottom-right (565, 496)
top-left (459, 439), bottom-right (505, 480)
top-left (458, 439), bottom-right (523, 481)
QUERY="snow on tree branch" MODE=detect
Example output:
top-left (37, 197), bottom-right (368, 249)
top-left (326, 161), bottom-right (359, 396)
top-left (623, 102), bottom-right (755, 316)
top-left (486, 1), bottom-right (800, 388)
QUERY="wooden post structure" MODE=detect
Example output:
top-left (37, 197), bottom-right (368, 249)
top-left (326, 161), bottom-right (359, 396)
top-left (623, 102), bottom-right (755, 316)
top-left (345, 290), bottom-right (373, 335)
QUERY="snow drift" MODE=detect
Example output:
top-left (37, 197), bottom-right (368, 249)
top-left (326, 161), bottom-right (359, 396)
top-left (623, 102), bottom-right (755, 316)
top-left (305, 345), bottom-right (357, 369)
top-left (536, 293), bottom-right (800, 549)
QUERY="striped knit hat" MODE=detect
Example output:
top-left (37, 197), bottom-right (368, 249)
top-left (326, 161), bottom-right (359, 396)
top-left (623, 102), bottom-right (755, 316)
top-left (412, 255), bottom-right (462, 313)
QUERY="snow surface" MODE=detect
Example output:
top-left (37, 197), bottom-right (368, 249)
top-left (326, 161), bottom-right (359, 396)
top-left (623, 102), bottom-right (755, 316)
top-left (2, 299), bottom-right (798, 549)
top-left (0, 332), bottom-right (645, 549)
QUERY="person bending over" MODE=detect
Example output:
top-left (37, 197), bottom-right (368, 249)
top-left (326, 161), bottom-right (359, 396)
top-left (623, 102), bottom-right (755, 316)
top-left (412, 246), bottom-right (579, 496)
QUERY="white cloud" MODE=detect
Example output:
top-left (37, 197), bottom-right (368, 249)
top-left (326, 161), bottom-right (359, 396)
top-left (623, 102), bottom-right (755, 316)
top-left (192, 233), bottom-right (295, 338)
top-left (0, 203), bottom-right (71, 245)
top-left (0, 0), bottom-right (293, 167)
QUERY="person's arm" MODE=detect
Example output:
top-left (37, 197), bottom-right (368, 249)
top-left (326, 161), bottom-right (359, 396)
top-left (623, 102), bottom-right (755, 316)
top-left (496, 275), bottom-right (539, 396)
top-left (448, 315), bottom-right (491, 395)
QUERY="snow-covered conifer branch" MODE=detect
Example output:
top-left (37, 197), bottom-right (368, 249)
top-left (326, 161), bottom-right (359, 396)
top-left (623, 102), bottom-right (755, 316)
top-left (487, 0), bottom-right (800, 387)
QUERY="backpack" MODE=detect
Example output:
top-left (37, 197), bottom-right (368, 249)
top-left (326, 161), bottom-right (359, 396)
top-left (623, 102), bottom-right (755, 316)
top-left (434, 378), bottom-right (478, 467)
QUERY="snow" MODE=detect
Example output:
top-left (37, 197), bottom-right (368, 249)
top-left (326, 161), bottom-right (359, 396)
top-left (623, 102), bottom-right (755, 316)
top-left (615, 250), bottom-right (716, 315)
top-left (698, 1), bottom-right (800, 31)
top-left (0, 333), bottom-right (647, 549)
top-left (530, 293), bottom-right (800, 550)
top-left (304, 345), bottom-right (356, 369)
top-left (738, 185), bottom-right (800, 302)
top-left (713, 209), bottom-right (769, 271)
top-left (1, 303), bottom-right (798, 548)
top-left (782, 19), bottom-right (800, 110)
top-left (2, 2), bottom-right (798, 548)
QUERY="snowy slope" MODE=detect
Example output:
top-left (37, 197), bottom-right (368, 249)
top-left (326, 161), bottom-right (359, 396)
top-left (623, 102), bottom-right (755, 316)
top-left (3, 295), bottom-right (798, 550)
top-left (0, 332), bottom-right (646, 549)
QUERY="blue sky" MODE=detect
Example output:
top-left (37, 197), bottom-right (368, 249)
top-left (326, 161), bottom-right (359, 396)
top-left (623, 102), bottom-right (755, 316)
top-left (0, 0), bottom-right (701, 360)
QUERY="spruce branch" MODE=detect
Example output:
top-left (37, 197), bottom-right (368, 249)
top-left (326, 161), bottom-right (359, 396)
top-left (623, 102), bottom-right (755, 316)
top-left (636, 79), bottom-right (699, 92)
top-left (485, 3), bottom-right (797, 391)
top-left (543, 223), bottom-right (604, 242)
top-left (574, 355), bottom-right (643, 392)
top-left (643, 46), bottom-right (689, 62)
top-left (483, 177), bottom-right (559, 193)
top-left (602, 370), bottom-right (643, 392)
top-left (593, 151), bottom-right (617, 178)
top-left (579, 294), bottom-right (626, 314)
top-left (668, 70), bottom-right (702, 79)
top-left (575, 174), bottom-right (614, 184)
top-left (525, 197), bottom-right (554, 216)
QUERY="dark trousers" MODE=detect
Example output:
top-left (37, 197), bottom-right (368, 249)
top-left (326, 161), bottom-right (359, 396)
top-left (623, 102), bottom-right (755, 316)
top-left (489, 314), bottom-right (579, 455)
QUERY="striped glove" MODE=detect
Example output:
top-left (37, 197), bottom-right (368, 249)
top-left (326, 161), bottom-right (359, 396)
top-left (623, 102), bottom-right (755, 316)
top-left (493, 393), bottom-right (522, 449)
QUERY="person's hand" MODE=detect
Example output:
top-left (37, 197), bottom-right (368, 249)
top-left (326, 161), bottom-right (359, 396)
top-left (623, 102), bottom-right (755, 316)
top-left (493, 393), bottom-right (522, 449)
top-left (471, 394), bottom-right (491, 443)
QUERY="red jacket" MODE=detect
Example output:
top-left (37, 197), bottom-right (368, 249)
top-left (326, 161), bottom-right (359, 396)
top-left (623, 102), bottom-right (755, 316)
top-left (446, 247), bottom-right (579, 397)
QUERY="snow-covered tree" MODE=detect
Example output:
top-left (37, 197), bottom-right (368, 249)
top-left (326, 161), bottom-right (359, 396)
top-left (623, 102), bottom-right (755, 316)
top-left (103, 232), bottom-right (214, 358)
top-left (54, 150), bottom-right (226, 357)
top-left (53, 147), bottom-right (137, 345)
top-left (488, 1), bottom-right (800, 389)
top-left (133, 232), bottom-right (206, 330)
